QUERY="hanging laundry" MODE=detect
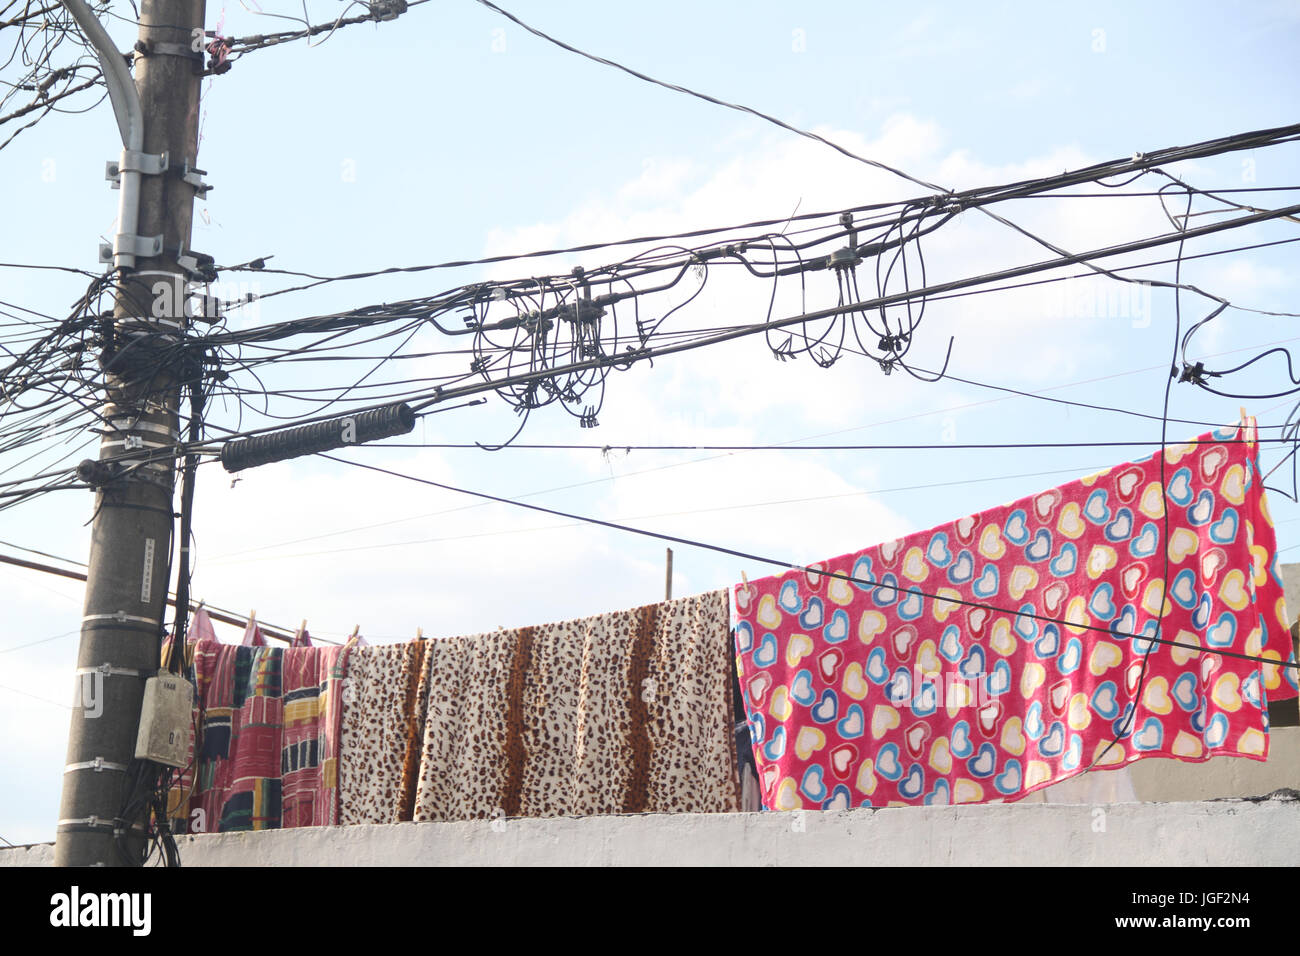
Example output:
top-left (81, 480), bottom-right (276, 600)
top-left (190, 640), bottom-right (352, 831)
top-left (241, 615), bottom-right (267, 647)
top-left (411, 589), bottom-right (740, 820)
top-left (734, 425), bottom-right (1298, 811)
top-left (337, 640), bottom-right (429, 825)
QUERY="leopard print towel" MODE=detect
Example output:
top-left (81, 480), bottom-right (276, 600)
top-left (337, 590), bottom-right (740, 823)
top-left (412, 589), bottom-right (741, 821)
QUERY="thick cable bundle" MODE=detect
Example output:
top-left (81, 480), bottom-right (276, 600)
top-left (219, 402), bottom-right (414, 472)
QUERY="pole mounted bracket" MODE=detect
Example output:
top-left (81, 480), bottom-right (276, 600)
top-left (176, 246), bottom-right (218, 282)
top-left (105, 148), bottom-right (169, 187)
top-left (179, 160), bottom-right (212, 198)
top-left (133, 38), bottom-right (206, 73)
top-left (99, 233), bottom-right (165, 265)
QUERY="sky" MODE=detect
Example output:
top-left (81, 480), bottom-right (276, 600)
top-left (1, 0), bottom-right (1299, 844)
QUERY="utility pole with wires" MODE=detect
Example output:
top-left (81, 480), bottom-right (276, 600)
top-left (54, 0), bottom-right (208, 867)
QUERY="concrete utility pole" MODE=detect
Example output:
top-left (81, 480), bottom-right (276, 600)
top-left (55, 0), bottom-right (208, 866)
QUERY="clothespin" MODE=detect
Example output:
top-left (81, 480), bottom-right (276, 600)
top-left (416, 627), bottom-right (424, 641)
top-left (292, 619), bottom-right (307, 646)
top-left (740, 570), bottom-right (749, 589)
top-left (350, 625), bottom-right (360, 640)
top-left (249, 609), bottom-right (257, 627)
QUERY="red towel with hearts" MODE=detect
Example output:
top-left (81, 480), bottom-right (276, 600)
top-left (734, 424), bottom-right (1297, 810)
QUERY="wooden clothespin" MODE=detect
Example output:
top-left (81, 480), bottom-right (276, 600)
top-left (293, 619), bottom-right (307, 643)
top-left (740, 570), bottom-right (749, 590)
top-left (416, 627), bottom-right (424, 641)
top-left (248, 609), bottom-right (257, 627)
top-left (349, 625), bottom-right (360, 639)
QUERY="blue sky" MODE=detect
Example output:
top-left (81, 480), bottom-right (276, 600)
top-left (2, 1), bottom-right (1298, 844)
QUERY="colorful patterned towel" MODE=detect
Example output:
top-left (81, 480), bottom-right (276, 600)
top-left (411, 590), bottom-right (741, 820)
top-left (734, 425), bottom-right (1299, 810)
top-left (190, 642), bottom-right (350, 831)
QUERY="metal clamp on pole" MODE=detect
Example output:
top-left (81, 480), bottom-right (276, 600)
top-left (133, 38), bottom-right (206, 73)
top-left (64, 757), bottom-right (131, 775)
top-left (105, 149), bottom-right (169, 186)
top-left (179, 160), bottom-right (212, 198)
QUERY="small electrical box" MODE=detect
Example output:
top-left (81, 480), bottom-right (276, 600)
top-left (134, 671), bottom-right (194, 768)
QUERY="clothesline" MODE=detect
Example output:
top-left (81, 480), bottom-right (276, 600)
top-left (169, 421), bottom-right (1300, 829)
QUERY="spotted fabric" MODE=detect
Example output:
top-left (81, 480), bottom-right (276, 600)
top-left (384, 590), bottom-right (740, 821)
top-left (337, 641), bottom-right (428, 825)
top-left (735, 425), bottom-right (1298, 811)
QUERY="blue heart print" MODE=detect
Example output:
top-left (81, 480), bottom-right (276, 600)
top-left (927, 532), bottom-right (953, 567)
top-left (811, 689), bottom-right (839, 724)
top-left (1014, 605), bottom-right (1039, 641)
top-left (960, 645), bottom-right (986, 680)
top-left (822, 784), bottom-right (852, 812)
top-left (897, 588), bottom-right (925, 620)
top-left (823, 608), bottom-right (851, 644)
top-left (735, 620), bottom-right (754, 653)
top-left (950, 720), bottom-right (974, 758)
top-left (1034, 622), bottom-right (1060, 658)
top-left (1090, 681), bottom-right (1120, 719)
top-left (1169, 568), bottom-right (1199, 610)
top-left (1111, 703), bottom-right (1136, 739)
top-left (779, 579), bottom-right (802, 613)
top-left (968, 742), bottom-right (998, 778)
top-left (801, 764), bottom-right (828, 802)
top-left (1191, 592), bottom-right (1212, 630)
top-left (872, 573), bottom-right (900, 607)
top-left (886, 666), bottom-right (912, 706)
top-left (947, 550), bottom-right (975, 585)
top-left (837, 704), bottom-right (865, 739)
top-left (1083, 488), bottom-right (1112, 525)
top-left (1104, 507), bottom-right (1134, 543)
top-left (1003, 509), bottom-right (1031, 545)
top-left (972, 564), bottom-right (1000, 599)
top-left (1062, 734), bottom-right (1082, 771)
top-left (1129, 522), bottom-right (1159, 558)
top-left (1209, 508), bottom-right (1238, 544)
top-left (1172, 673), bottom-right (1199, 712)
top-left (898, 763), bottom-right (926, 799)
top-left (754, 633), bottom-right (778, 668)
top-left (1025, 528), bottom-right (1053, 563)
top-left (1024, 701), bottom-right (1045, 740)
top-left (865, 646), bottom-right (889, 683)
top-left (799, 596), bottom-right (824, 630)
top-left (1049, 542), bottom-right (1078, 577)
top-left (984, 659), bottom-right (1012, 697)
top-left (762, 725), bottom-right (786, 761)
top-left (851, 554), bottom-right (876, 592)
top-left (1057, 638), bottom-right (1083, 675)
top-left (1038, 721), bottom-right (1066, 757)
top-left (1186, 489), bottom-right (1215, 527)
top-left (1166, 467), bottom-right (1194, 506)
top-left (1089, 582), bottom-right (1118, 621)
top-left (925, 779), bottom-right (951, 806)
top-left (912, 679), bottom-right (939, 717)
top-left (876, 742), bottom-right (904, 781)
top-left (940, 624), bottom-right (964, 662)
top-left (1206, 612), bottom-right (1236, 648)
top-left (994, 758), bottom-right (1023, 795)
top-left (1133, 716), bottom-right (1164, 751)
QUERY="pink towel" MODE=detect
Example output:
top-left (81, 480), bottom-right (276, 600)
top-left (735, 425), bottom-right (1297, 810)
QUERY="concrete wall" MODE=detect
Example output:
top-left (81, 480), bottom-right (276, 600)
top-left (4, 797), bottom-right (1297, 866)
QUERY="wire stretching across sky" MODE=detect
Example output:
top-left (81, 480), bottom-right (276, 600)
top-left (318, 449), bottom-right (1299, 674)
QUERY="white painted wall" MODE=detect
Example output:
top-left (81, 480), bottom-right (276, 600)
top-left (4, 797), bottom-right (1297, 866)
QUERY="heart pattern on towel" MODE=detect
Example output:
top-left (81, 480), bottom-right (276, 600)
top-left (735, 425), bottom-right (1294, 811)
